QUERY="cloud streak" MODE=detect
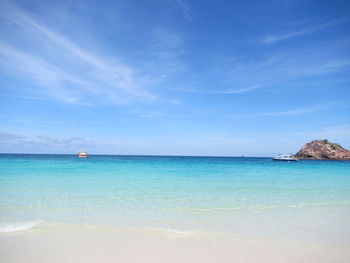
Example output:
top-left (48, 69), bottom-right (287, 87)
top-left (0, 132), bottom-right (98, 147)
top-left (255, 101), bottom-right (349, 117)
top-left (0, 42), bottom-right (95, 103)
top-left (294, 125), bottom-right (350, 141)
top-left (150, 28), bottom-right (186, 75)
top-left (218, 83), bottom-right (269, 94)
top-left (263, 18), bottom-right (349, 44)
top-left (208, 40), bottom-right (350, 95)
top-left (175, 0), bottom-right (192, 20)
top-left (0, 131), bottom-right (119, 153)
top-left (0, 2), bottom-right (155, 104)
top-left (229, 101), bottom-right (349, 120)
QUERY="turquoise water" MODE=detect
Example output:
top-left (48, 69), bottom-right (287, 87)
top-left (1, 154), bottom-right (350, 233)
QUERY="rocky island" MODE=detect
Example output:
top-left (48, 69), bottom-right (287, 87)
top-left (295, 139), bottom-right (350, 160)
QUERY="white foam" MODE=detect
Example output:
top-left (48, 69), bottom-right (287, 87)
top-left (0, 221), bottom-right (41, 233)
top-left (166, 228), bottom-right (199, 237)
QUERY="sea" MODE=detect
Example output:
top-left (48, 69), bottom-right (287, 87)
top-left (1, 154), bottom-right (350, 242)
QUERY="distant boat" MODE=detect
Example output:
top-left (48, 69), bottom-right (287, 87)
top-left (78, 152), bottom-right (88, 158)
top-left (273, 154), bottom-right (298, 161)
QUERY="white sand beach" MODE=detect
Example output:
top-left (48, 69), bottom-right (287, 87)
top-left (1, 222), bottom-right (349, 263)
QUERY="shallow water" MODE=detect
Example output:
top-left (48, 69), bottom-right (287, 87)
top-left (1, 154), bottom-right (349, 240)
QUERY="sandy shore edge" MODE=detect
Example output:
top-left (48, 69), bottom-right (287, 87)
top-left (1, 222), bottom-right (349, 263)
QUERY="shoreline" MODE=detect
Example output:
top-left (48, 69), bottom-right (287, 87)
top-left (1, 221), bottom-right (349, 263)
top-left (1, 155), bottom-right (349, 262)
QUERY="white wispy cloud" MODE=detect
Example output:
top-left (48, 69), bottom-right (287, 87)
top-left (204, 134), bottom-right (252, 143)
top-left (182, 82), bottom-right (270, 95)
top-left (0, 42), bottom-right (94, 103)
top-left (0, 132), bottom-right (102, 149)
top-left (258, 106), bottom-right (327, 116)
top-left (256, 101), bottom-right (349, 117)
top-left (293, 125), bottom-right (350, 143)
top-left (230, 101), bottom-right (349, 120)
top-left (208, 39), bottom-right (350, 95)
top-left (150, 28), bottom-right (186, 76)
top-left (218, 83), bottom-right (269, 94)
top-left (175, 0), bottom-right (192, 20)
top-left (262, 18), bottom-right (349, 44)
top-left (321, 59), bottom-right (350, 72)
top-left (0, 131), bottom-right (152, 154)
top-left (0, 2), bottom-right (155, 104)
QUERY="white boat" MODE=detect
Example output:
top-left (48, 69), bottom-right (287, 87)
top-left (273, 154), bottom-right (298, 161)
top-left (77, 151), bottom-right (88, 158)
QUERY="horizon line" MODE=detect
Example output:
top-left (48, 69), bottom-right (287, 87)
top-left (0, 152), bottom-right (274, 158)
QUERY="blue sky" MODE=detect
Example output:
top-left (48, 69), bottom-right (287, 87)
top-left (0, 0), bottom-right (349, 156)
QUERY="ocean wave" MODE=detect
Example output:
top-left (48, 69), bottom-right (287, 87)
top-left (0, 221), bottom-right (41, 233)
